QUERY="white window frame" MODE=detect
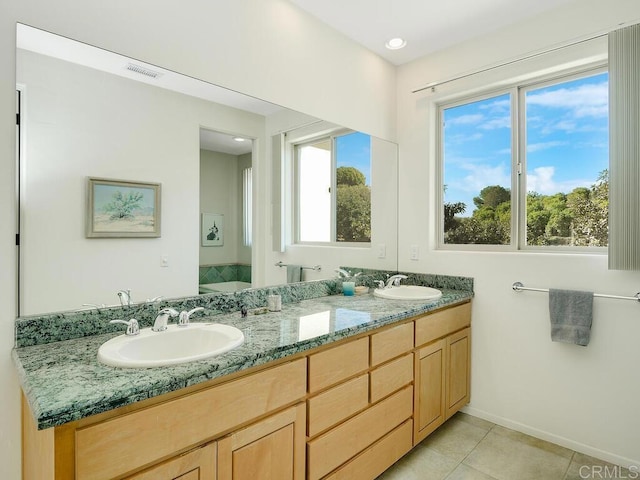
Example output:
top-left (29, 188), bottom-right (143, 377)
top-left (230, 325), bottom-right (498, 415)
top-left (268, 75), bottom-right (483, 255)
top-left (437, 64), bottom-right (609, 253)
top-left (291, 128), bottom-right (371, 246)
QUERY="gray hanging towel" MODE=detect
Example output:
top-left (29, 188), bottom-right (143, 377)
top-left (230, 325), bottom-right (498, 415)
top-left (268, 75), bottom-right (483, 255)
top-left (286, 265), bottom-right (303, 283)
top-left (549, 288), bottom-right (594, 346)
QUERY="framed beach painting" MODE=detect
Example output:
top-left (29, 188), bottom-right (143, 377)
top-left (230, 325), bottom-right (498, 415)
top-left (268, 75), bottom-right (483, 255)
top-left (86, 177), bottom-right (161, 238)
top-left (202, 213), bottom-right (224, 246)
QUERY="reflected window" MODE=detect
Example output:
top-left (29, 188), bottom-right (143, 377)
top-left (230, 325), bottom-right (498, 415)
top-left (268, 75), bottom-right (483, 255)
top-left (242, 167), bottom-right (252, 246)
top-left (298, 311), bottom-right (331, 341)
top-left (295, 131), bottom-right (371, 244)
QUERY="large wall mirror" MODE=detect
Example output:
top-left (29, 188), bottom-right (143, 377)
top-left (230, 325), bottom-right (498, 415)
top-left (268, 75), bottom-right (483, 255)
top-left (16, 24), bottom-right (399, 316)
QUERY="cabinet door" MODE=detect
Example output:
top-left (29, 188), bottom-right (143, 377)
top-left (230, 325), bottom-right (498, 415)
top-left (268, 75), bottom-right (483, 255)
top-left (125, 442), bottom-right (216, 480)
top-left (414, 338), bottom-right (446, 444)
top-left (446, 327), bottom-right (471, 419)
top-left (217, 404), bottom-right (305, 480)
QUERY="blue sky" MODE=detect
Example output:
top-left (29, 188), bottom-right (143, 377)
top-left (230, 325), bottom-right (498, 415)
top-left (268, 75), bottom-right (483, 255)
top-left (443, 72), bottom-right (609, 215)
top-left (336, 131), bottom-right (371, 185)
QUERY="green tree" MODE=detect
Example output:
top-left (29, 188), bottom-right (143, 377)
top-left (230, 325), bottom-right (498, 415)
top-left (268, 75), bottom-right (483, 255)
top-left (444, 171), bottom-right (608, 247)
top-left (336, 166), bottom-right (366, 186)
top-left (567, 170), bottom-right (608, 246)
top-left (473, 185), bottom-right (510, 209)
top-left (103, 190), bottom-right (144, 220)
top-left (335, 166), bottom-right (370, 242)
top-left (444, 202), bottom-right (466, 231)
top-left (336, 184), bottom-right (371, 242)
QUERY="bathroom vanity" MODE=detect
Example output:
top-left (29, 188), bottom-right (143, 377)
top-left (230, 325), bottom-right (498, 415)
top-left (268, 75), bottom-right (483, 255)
top-left (15, 284), bottom-right (472, 480)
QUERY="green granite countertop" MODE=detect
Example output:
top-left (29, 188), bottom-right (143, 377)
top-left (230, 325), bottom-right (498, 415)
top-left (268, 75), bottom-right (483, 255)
top-left (13, 289), bottom-right (472, 430)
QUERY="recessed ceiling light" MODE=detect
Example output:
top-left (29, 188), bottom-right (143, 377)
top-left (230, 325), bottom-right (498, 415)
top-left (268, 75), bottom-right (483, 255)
top-left (232, 137), bottom-right (246, 142)
top-left (385, 37), bottom-right (407, 50)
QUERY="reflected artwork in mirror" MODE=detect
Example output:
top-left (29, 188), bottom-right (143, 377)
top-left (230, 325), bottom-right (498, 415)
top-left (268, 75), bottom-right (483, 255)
top-left (16, 23), bottom-right (399, 316)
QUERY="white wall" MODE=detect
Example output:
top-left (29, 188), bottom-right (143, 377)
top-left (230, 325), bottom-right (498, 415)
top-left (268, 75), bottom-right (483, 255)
top-left (0, 1), bottom-right (396, 477)
top-left (17, 49), bottom-right (266, 314)
top-left (199, 149), bottom-right (243, 266)
top-left (397, 0), bottom-right (640, 467)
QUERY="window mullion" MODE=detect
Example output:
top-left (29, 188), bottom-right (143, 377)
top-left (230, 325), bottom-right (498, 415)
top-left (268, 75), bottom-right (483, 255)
top-left (330, 136), bottom-right (337, 242)
top-left (515, 86), bottom-right (528, 250)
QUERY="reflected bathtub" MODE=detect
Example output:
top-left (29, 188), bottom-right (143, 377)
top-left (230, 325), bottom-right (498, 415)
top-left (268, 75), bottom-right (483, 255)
top-left (199, 281), bottom-right (252, 294)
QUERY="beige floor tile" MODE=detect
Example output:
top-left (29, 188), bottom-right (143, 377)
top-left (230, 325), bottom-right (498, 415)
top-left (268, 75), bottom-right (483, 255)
top-left (422, 416), bottom-right (491, 462)
top-left (563, 452), bottom-right (638, 480)
top-left (463, 430), bottom-right (572, 480)
top-left (453, 412), bottom-right (495, 432)
top-left (377, 444), bottom-right (460, 480)
top-left (445, 464), bottom-right (498, 480)
top-left (491, 425), bottom-right (574, 459)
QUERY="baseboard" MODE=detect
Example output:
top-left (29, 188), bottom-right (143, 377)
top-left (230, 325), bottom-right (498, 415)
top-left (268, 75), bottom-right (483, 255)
top-left (461, 406), bottom-right (639, 469)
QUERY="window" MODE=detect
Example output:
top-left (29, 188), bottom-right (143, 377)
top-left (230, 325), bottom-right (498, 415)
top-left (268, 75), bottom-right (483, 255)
top-left (242, 167), bottom-right (252, 247)
top-left (295, 131), bottom-right (371, 244)
top-left (440, 69), bottom-right (609, 250)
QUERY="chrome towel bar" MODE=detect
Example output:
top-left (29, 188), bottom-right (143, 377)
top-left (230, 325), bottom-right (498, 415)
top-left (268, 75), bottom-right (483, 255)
top-left (512, 282), bottom-right (640, 302)
top-left (275, 261), bottom-right (321, 271)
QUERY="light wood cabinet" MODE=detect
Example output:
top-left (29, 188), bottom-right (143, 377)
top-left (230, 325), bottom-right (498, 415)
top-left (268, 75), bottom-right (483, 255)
top-left (446, 327), bottom-right (471, 419)
top-left (306, 321), bottom-right (417, 480)
top-left (307, 386), bottom-right (413, 480)
top-left (125, 442), bottom-right (216, 480)
top-left (414, 305), bottom-right (471, 444)
top-left (414, 338), bottom-right (446, 442)
top-left (218, 404), bottom-right (306, 480)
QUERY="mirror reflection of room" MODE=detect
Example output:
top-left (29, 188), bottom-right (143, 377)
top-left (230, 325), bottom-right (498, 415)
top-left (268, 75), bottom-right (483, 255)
top-left (15, 23), bottom-right (399, 316)
top-left (199, 129), bottom-right (253, 294)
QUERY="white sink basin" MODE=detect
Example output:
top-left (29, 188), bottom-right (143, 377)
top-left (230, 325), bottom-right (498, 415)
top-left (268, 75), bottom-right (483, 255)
top-left (374, 285), bottom-right (443, 301)
top-left (98, 323), bottom-right (244, 368)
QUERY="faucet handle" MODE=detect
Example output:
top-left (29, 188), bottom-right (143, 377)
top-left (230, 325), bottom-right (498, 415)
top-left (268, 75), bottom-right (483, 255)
top-left (110, 319), bottom-right (140, 336)
top-left (177, 307), bottom-right (204, 327)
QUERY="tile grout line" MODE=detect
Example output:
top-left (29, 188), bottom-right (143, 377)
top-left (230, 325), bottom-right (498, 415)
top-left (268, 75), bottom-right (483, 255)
top-left (443, 422), bottom-right (499, 480)
top-left (561, 451), bottom-right (577, 480)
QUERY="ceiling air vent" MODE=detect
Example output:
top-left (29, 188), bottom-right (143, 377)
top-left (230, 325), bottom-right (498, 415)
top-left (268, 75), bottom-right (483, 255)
top-left (126, 63), bottom-right (162, 79)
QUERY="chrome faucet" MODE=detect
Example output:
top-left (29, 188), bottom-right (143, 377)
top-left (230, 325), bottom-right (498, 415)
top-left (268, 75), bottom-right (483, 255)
top-left (178, 307), bottom-right (205, 327)
top-left (117, 289), bottom-right (132, 307)
top-left (335, 268), bottom-right (352, 278)
top-left (110, 318), bottom-right (140, 336)
top-left (386, 274), bottom-right (408, 288)
top-left (152, 307), bottom-right (179, 332)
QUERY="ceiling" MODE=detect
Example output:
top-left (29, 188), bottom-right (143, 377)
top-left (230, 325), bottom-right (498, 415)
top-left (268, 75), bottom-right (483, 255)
top-left (289, 0), bottom-right (579, 65)
top-left (17, 24), bottom-right (275, 154)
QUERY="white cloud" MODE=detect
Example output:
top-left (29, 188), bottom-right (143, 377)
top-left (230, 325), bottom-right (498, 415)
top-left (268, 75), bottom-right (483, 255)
top-left (526, 141), bottom-right (567, 153)
top-left (479, 98), bottom-right (510, 113)
top-left (479, 115), bottom-right (511, 130)
top-left (527, 82), bottom-right (608, 119)
top-left (447, 132), bottom-right (483, 143)
top-left (527, 166), bottom-right (594, 195)
top-left (451, 163), bottom-right (511, 193)
top-left (447, 114), bottom-right (484, 126)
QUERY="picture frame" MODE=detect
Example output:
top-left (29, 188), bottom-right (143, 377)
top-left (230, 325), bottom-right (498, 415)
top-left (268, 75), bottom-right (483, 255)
top-left (86, 177), bottom-right (161, 238)
top-left (202, 213), bottom-right (224, 246)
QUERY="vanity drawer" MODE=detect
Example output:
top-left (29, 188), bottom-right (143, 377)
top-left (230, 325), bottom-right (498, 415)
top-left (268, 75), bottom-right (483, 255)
top-left (370, 322), bottom-right (413, 366)
top-left (370, 353), bottom-right (413, 403)
top-left (308, 337), bottom-right (369, 393)
top-left (307, 374), bottom-right (369, 437)
top-left (75, 358), bottom-right (306, 480)
top-left (415, 302), bottom-right (471, 347)
top-left (306, 385), bottom-right (413, 480)
top-left (323, 420), bottom-right (413, 480)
